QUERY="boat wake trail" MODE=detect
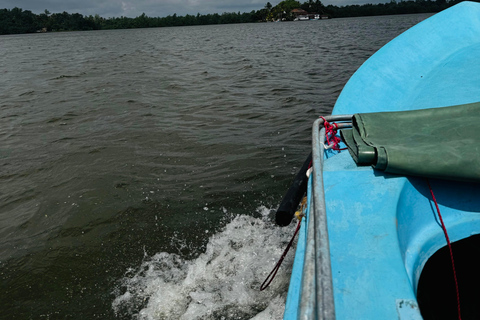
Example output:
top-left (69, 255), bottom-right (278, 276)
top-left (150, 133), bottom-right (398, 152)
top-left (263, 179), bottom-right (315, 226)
top-left (112, 207), bottom-right (297, 320)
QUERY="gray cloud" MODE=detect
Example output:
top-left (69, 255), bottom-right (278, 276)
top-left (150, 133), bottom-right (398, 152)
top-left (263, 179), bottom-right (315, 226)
top-left (5, 0), bottom-right (386, 18)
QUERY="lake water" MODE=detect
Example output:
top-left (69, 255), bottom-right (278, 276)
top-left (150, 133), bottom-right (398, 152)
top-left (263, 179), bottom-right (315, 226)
top-left (1, 13), bottom-right (430, 319)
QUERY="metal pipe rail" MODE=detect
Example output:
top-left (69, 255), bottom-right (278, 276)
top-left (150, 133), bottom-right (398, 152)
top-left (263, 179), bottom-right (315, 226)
top-left (298, 115), bottom-right (352, 320)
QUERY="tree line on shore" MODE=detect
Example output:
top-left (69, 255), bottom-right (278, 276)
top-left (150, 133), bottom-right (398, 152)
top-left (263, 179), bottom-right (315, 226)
top-left (0, 0), bottom-right (474, 35)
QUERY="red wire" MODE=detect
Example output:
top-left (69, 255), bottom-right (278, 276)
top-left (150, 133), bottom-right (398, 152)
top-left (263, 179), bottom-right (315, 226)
top-left (427, 179), bottom-right (462, 320)
top-left (260, 219), bottom-right (302, 291)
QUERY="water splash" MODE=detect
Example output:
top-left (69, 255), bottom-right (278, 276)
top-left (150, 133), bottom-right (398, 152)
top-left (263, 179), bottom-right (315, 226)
top-left (112, 206), bottom-right (297, 320)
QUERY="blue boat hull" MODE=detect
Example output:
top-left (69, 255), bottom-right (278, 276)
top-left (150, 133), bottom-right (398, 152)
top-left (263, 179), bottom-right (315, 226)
top-left (284, 2), bottom-right (480, 319)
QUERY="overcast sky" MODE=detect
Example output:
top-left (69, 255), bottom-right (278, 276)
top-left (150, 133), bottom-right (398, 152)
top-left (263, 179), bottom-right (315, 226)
top-left (4, 0), bottom-right (387, 18)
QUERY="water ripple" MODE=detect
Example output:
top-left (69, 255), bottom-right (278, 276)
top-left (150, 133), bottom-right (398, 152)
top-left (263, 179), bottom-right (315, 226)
top-left (0, 13), bottom-right (432, 319)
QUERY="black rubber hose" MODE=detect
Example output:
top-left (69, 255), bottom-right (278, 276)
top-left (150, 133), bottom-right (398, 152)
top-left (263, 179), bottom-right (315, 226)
top-left (275, 152), bottom-right (312, 226)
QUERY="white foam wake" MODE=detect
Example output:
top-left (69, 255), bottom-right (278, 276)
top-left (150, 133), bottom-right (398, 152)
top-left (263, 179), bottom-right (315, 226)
top-left (112, 207), bottom-right (297, 320)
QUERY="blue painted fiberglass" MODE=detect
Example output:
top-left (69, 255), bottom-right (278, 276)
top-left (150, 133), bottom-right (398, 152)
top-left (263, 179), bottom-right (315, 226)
top-left (284, 2), bottom-right (480, 319)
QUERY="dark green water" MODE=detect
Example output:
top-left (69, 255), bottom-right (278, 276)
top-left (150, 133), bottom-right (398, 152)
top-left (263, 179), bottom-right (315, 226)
top-left (0, 14), bottom-right (430, 319)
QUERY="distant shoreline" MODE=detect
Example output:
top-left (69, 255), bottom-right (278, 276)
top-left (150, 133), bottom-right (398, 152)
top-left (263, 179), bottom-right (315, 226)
top-left (0, 0), bottom-right (473, 35)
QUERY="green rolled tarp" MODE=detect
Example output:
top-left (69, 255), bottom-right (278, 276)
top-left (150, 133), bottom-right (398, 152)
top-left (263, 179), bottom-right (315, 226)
top-left (340, 102), bottom-right (480, 182)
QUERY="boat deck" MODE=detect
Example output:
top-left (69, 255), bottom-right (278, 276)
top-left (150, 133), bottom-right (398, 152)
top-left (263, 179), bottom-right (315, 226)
top-left (284, 2), bottom-right (480, 319)
top-left (324, 152), bottom-right (480, 319)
